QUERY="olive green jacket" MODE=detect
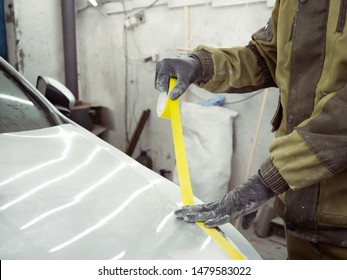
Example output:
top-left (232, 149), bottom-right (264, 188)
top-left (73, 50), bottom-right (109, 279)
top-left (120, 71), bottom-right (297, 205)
top-left (192, 0), bottom-right (347, 246)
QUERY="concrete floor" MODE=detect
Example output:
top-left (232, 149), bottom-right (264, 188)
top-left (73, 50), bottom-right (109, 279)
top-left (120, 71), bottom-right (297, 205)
top-left (239, 226), bottom-right (287, 260)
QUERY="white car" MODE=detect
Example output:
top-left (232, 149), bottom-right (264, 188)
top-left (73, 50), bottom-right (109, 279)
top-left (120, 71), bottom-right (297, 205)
top-left (0, 57), bottom-right (261, 260)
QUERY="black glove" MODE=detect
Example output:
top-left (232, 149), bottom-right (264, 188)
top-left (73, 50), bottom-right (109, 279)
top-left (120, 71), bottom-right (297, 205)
top-left (174, 171), bottom-right (275, 229)
top-left (155, 56), bottom-right (202, 100)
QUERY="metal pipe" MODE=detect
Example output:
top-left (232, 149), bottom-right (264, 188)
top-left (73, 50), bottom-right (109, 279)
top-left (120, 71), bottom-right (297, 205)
top-left (61, 0), bottom-right (79, 100)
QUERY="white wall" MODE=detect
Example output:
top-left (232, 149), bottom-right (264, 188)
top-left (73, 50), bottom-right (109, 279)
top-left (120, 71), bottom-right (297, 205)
top-left (5, 0), bottom-right (278, 190)
top-left (4, 0), bottom-right (64, 82)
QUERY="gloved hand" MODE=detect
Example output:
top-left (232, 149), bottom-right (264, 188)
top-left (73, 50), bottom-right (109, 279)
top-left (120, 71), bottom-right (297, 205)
top-left (155, 56), bottom-right (202, 100)
top-left (174, 171), bottom-right (275, 229)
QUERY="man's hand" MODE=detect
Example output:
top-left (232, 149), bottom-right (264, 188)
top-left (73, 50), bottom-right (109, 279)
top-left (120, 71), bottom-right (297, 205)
top-left (155, 56), bottom-right (202, 100)
top-left (174, 172), bottom-right (275, 229)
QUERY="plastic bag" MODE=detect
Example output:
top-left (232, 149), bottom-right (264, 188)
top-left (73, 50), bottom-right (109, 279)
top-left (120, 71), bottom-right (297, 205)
top-left (173, 101), bottom-right (238, 203)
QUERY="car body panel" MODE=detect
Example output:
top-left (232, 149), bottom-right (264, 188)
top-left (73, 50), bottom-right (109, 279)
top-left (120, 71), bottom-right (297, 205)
top-left (0, 124), bottom-right (261, 260)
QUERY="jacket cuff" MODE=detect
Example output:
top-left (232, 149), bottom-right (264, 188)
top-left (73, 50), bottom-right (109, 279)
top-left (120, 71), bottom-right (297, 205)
top-left (259, 158), bottom-right (289, 195)
top-left (190, 50), bottom-right (214, 84)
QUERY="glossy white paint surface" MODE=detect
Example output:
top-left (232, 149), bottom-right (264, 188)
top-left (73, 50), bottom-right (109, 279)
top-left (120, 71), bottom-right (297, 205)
top-left (0, 124), bottom-right (261, 260)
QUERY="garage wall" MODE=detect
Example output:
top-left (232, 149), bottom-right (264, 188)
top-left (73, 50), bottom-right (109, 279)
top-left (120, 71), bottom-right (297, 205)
top-left (4, 0), bottom-right (64, 81)
top-left (4, 0), bottom-right (278, 190)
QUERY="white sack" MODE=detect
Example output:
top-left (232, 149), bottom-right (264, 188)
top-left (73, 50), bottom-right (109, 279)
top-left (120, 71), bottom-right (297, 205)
top-left (173, 102), bottom-right (238, 203)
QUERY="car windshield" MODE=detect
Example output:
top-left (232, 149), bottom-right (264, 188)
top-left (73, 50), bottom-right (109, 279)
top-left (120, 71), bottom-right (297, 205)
top-left (0, 68), bottom-right (52, 133)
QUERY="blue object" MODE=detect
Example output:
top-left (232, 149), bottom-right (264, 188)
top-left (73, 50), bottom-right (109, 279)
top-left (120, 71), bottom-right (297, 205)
top-left (0, 0), bottom-right (8, 60)
top-left (199, 95), bottom-right (226, 106)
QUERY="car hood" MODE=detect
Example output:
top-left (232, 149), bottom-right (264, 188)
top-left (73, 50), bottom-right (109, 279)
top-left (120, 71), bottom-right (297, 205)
top-left (0, 124), bottom-right (261, 260)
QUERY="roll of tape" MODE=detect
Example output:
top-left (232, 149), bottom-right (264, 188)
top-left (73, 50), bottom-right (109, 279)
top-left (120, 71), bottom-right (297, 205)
top-left (158, 78), bottom-right (245, 260)
top-left (157, 90), bottom-right (171, 119)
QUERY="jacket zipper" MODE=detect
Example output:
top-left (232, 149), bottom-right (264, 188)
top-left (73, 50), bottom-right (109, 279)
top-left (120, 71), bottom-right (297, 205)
top-left (289, 14), bottom-right (296, 41)
top-left (336, 0), bottom-right (347, 32)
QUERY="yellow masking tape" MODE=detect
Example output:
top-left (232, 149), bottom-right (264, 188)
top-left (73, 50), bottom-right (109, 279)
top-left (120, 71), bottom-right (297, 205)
top-left (157, 78), bottom-right (245, 260)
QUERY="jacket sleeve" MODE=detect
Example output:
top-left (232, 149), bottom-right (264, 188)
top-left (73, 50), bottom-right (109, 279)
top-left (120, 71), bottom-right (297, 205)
top-left (262, 85), bottom-right (347, 190)
top-left (191, 1), bottom-right (279, 94)
top-left (190, 2), bottom-right (292, 194)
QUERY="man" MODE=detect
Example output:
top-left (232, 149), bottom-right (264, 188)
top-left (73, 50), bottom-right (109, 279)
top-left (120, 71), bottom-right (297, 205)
top-left (155, 0), bottom-right (347, 259)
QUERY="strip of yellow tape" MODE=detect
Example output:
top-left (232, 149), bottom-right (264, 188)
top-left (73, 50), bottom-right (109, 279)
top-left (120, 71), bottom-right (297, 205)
top-left (158, 78), bottom-right (245, 260)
